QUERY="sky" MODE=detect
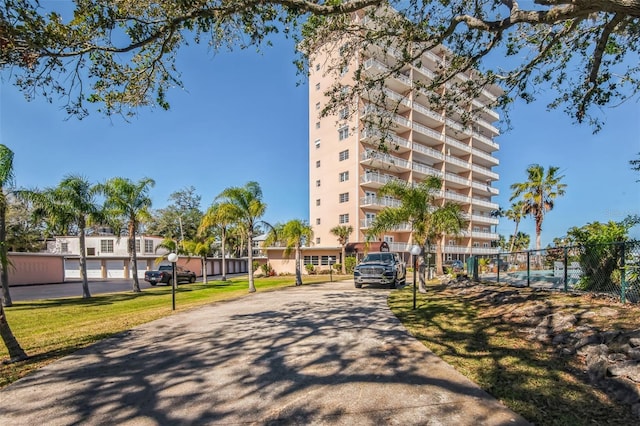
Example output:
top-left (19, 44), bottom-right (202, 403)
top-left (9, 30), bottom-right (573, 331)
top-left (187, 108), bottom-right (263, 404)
top-left (1, 27), bottom-right (639, 248)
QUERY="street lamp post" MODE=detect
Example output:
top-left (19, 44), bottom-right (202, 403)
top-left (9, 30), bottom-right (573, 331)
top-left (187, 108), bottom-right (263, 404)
top-left (410, 245), bottom-right (421, 310)
top-left (168, 252), bottom-right (179, 311)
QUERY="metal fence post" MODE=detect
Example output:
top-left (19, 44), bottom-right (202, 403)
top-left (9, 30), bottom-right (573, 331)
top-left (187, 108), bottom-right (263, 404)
top-left (620, 242), bottom-right (627, 304)
top-left (496, 254), bottom-right (500, 284)
top-left (563, 246), bottom-right (568, 292)
top-left (526, 251), bottom-right (531, 287)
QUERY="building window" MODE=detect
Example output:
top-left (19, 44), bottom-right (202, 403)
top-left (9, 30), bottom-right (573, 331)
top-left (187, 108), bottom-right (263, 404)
top-left (87, 247), bottom-right (96, 256)
top-left (338, 126), bottom-right (349, 140)
top-left (448, 240), bottom-right (456, 246)
top-left (316, 218), bottom-right (321, 225)
top-left (316, 237), bottom-right (321, 244)
top-left (304, 255), bottom-right (319, 266)
top-left (316, 180), bottom-right (321, 187)
top-left (315, 102), bottom-right (320, 110)
top-left (339, 171), bottom-right (349, 182)
top-left (339, 149), bottom-right (349, 161)
top-left (483, 242), bottom-right (490, 248)
top-left (100, 240), bottom-right (114, 253)
top-left (315, 121), bottom-right (320, 129)
top-left (339, 107), bottom-right (349, 119)
top-left (145, 240), bottom-right (154, 253)
top-left (339, 214), bottom-right (349, 224)
top-left (315, 82), bottom-right (320, 90)
top-left (339, 192), bottom-right (349, 203)
top-left (316, 199), bottom-right (321, 206)
top-left (60, 242), bottom-right (69, 253)
top-left (473, 242), bottom-right (480, 248)
top-left (135, 240), bottom-right (141, 253)
top-left (473, 226), bottom-right (480, 232)
top-left (316, 160), bottom-right (321, 168)
top-left (314, 139), bottom-right (320, 148)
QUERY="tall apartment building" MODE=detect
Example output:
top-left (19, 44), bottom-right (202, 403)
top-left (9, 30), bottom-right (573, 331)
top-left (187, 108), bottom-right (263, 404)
top-left (308, 26), bottom-right (502, 263)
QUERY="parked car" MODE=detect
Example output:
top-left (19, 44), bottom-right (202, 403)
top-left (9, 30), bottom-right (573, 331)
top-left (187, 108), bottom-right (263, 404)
top-left (445, 259), bottom-right (464, 272)
top-left (144, 264), bottom-right (196, 286)
top-left (353, 252), bottom-right (406, 289)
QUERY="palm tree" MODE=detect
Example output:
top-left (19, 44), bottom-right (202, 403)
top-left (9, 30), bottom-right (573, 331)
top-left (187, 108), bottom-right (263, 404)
top-left (505, 200), bottom-right (527, 253)
top-left (510, 231), bottom-right (531, 252)
top-left (181, 237), bottom-right (215, 284)
top-left (216, 181), bottom-right (267, 293)
top-left (199, 202), bottom-right (236, 281)
top-left (510, 164), bottom-right (567, 251)
top-left (0, 144), bottom-right (27, 362)
top-left (19, 175), bottom-right (102, 298)
top-left (430, 202), bottom-right (467, 275)
top-left (265, 219), bottom-right (313, 286)
top-left (330, 225), bottom-right (353, 274)
top-left (0, 145), bottom-right (16, 307)
top-left (367, 176), bottom-right (442, 250)
top-left (100, 177), bottom-right (155, 292)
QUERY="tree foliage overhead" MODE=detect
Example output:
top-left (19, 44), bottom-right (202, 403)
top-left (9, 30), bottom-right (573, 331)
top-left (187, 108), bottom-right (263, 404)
top-left (1, 1), bottom-right (638, 130)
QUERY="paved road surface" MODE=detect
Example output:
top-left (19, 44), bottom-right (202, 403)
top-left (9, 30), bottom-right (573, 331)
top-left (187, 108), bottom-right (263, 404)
top-left (0, 281), bottom-right (530, 425)
top-left (9, 274), bottom-right (245, 302)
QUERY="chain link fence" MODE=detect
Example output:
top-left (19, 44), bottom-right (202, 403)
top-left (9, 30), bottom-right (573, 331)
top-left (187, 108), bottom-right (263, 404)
top-left (473, 241), bottom-right (640, 304)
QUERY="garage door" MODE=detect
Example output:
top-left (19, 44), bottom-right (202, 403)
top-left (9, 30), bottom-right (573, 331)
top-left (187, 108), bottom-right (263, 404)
top-left (64, 259), bottom-right (80, 279)
top-left (86, 260), bottom-right (102, 278)
top-left (106, 260), bottom-right (125, 278)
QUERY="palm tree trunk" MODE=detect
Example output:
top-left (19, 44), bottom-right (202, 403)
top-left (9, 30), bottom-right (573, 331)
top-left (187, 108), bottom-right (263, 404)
top-left (78, 222), bottom-right (91, 298)
top-left (221, 230), bottom-right (227, 281)
top-left (129, 221), bottom-right (141, 292)
top-left (0, 201), bottom-right (12, 307)
top-left (295, 245), bottom-right (302, 286)
top-left (341, 245), bottom-right (346, 274)
top-left (247, 233), bottom-right (256, 293)
top-left (509, 220), bottom-right (520, 253)
top-left (435, 237), bottom-right (444, 275)
top-left (202, 256), bottom-right (208, 284)
top-left (0, 303), bottom-right (27, 362)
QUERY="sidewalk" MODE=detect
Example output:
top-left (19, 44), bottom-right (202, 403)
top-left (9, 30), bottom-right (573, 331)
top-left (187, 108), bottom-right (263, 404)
top-left (0, 281), bottom-right (530, 425)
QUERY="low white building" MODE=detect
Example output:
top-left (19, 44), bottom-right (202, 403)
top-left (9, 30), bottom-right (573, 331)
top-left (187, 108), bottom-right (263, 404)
top-left (48, 235), bottom-right (168, 279)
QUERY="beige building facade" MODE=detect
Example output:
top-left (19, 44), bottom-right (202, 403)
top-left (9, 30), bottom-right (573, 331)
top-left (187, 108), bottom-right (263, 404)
top-left (308, 25), bottom-right (501, 264)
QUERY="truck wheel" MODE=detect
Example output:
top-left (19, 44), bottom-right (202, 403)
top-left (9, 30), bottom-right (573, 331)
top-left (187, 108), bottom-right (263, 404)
top-left (189, 276), bottom-right (196, 283)
top-left (354, 283), bottom-right (362, 288)
top-left (167, 278), bottom-right (173, 286)
top-left (149, 282), bottom-right (157, 286)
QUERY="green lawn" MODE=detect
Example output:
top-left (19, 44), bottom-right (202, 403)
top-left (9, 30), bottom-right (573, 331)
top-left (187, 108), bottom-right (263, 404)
top-left (388, 281), bottom-right (639, 425)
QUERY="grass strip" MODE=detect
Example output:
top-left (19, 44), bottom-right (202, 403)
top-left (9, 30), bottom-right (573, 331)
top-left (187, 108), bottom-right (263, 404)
top-left (388, 281), bottom-right (638, 425)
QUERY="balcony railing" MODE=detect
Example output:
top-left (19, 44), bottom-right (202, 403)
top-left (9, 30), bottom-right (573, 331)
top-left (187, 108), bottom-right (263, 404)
top-left (444, 172), bottom-right (470, 186)
top-left (471, 214), bottom-right (499, 225)
top-left (445, 136), bottom-right (472, 154)
top-left (413, 162), bottom-right (443, 178)
top-left (362, 150), bottom-right (410, 170)
top-left (412, 142), bottom-right (444, 160)
top-left (360, 196), bottom-right (402, 209)
top-left (413, 121), bottom-right (444, 141)
top-left (470, 164), bottom-right (499, 180)
top-left (361, 173), bottom-right (401, 186)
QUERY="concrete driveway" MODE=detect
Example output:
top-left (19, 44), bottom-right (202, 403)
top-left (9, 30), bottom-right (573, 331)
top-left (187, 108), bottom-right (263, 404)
top-left (0, 281), bottom-right (529, 425)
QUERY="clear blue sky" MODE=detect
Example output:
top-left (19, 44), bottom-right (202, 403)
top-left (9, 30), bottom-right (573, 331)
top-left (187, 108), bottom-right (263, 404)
top-left (1, 34), bottom-right (639, 247)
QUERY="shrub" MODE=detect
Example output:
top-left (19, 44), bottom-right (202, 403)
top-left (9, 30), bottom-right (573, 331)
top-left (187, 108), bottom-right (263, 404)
top-left (261, 263), bottom-right (275, 277)
top-left (344, 256), bottom-right (357, 274)
top-left (305, 263), bottom-right (315, 275)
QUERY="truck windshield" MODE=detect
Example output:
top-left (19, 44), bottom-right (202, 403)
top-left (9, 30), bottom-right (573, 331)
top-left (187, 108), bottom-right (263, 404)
top-left (362, 253), bottom-right (393, 263)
